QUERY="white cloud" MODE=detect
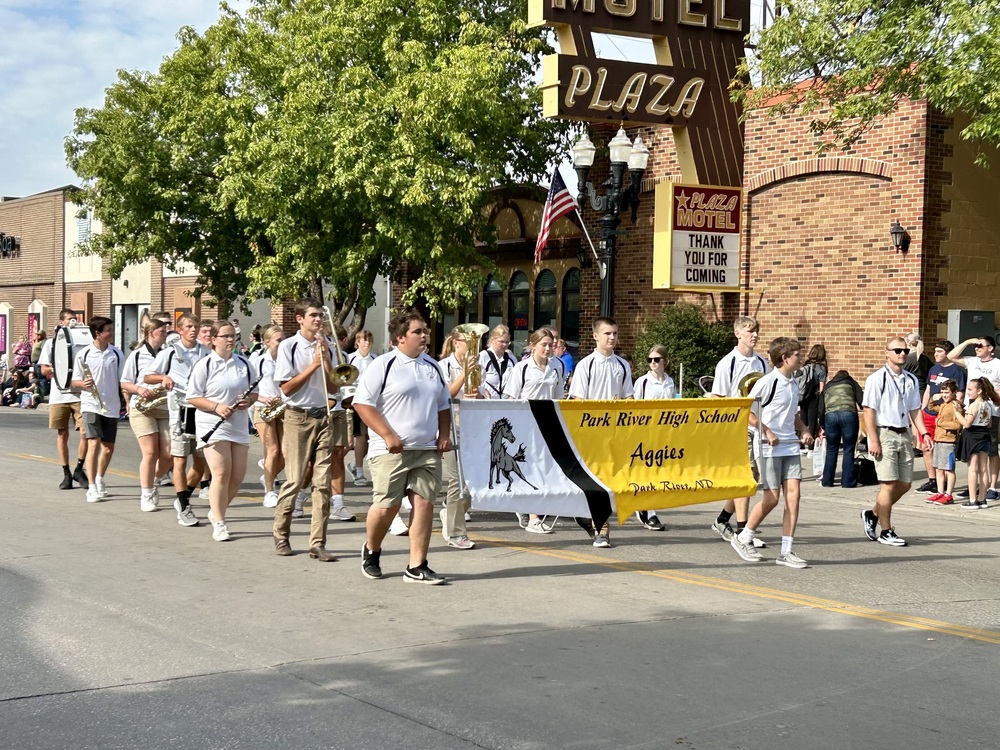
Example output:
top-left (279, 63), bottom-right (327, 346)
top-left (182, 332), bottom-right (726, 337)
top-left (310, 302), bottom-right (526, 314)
top-left (0, 1), bottom-right (248, 197)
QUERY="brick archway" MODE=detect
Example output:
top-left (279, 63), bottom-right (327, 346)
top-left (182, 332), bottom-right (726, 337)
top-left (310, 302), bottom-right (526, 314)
top-left (748, 157), bottom-right (893, 193)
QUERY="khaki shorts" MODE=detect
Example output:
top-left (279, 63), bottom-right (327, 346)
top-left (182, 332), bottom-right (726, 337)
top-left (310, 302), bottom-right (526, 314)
top-left (330, 410), bottom-right (348, 447)
top-left (369, 450), bottom-right (442, 509)
top-left (49, 401), bottom-right (82, 431)
top-left (170, 417), bottom-right (203, 458)
top-left (874, 427), bottom-right (913, 484)
top-left (129, 409), bottom-right (170, 440)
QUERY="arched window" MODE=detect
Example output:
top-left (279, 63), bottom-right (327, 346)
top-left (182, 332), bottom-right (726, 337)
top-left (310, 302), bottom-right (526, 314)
top-left (483, 275), bottom-right (503, 333)
top-left (533, 270), bottom-right (557, 332)
top-left (561, 268), bottom-right (580, 356)
top-left (508, 271), bottom-right (530, 355)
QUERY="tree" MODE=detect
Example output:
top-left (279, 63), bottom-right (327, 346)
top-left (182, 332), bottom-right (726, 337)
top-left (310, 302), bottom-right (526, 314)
top-left (66, 0), bottom-right (571, 331)
top-left (734, 0), bottom-right (999, 160)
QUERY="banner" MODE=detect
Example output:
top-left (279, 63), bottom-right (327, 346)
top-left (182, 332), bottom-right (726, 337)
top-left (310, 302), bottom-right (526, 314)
top-left (459, 399), bottom-right (757, 527)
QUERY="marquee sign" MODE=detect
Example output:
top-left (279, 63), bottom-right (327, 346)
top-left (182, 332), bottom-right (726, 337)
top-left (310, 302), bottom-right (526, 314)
top-left (652, 181), bottom-right (742, 290)
top-left (529, 0), bottom-right (750, 187)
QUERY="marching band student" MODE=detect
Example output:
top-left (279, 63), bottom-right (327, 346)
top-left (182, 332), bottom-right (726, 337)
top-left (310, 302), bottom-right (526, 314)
top-left (438, 327), bottom-right (478, 548)
top-left (71, 316), bottom-right (125, 504)
top-left (504, 327), bottom-right (565, 535)
top-left (121, 318), bottom-right (171, 513)
top-left (731, 337), bottom-right (813, 568)
top-left (327, 322), bottom-right (355, 522)
top-left (195, 320), bottom-right (215, 500)
top-left (251, 324), bottom-right (286, 509)
top-left (355, 311), bottom-right (452, 584)
top-left (709, 316), bottom-right (770, 545)
top-left (145, 314), bottom-right (210, 527)
top-left (347, 330), bottom-right (376, 486)
top-left (186, 321), bottom-right (259, 542)
top-left (478, 325), bottom-right (518, 399)
top-left (271, 298), bottom-right (339, 561)
top-left (632, 344), bottom-right (676, 531)
top-left (568, 317), bottom-right (634, 548)
top-left (38, 308), bottom-right (89, 489)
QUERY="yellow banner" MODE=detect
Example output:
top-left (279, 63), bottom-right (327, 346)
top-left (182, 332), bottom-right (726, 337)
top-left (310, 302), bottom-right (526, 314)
top-left (559, 398), bottom-right (757, 525)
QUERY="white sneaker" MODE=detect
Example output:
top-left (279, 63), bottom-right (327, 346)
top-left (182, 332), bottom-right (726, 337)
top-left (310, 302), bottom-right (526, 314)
top-left (86, 488), bottom-right (101, 503)
top-left (776, 550), bottom-right (809, 569)
top-left (140, 492), bottom-right (157, 512)
top-left (263, 491), bottom-right (279, 508)
top-left (329, 504), bottom-right (356, 521)
top-left (258, 458), bottom-right (266, 470)
top-left (389, 515), bottom-right (409, 536)
top-left (465, 512), bottom-right (472, 523)
top-left (96, 480), bottom-right (108, 499)
top-left (212, 521), bottom-right (230, 542)
top-left (526, 518), bottom-right (554, 534)
top-left (259, 474), bottom-right (267, 490)
top-left (439, 507), bottom-right (449, 542)
top-left (174, 500), bottom-right (199, 526)
top-left (207, 509), bottom-right (216, 524)
top-left (156, 471), bottom-right (173, 487)
top-left (199, 486), bottom-right (211, 500)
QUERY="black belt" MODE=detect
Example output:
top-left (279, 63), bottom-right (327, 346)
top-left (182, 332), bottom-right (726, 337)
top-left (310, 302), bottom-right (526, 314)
top-left (286, 405), bottom-right (328, 419)
top-left (879, 426), bottom-right (909, 434)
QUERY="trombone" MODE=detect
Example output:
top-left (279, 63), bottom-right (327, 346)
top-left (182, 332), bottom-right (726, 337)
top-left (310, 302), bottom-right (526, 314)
top-left (319, 306), bottom-right (336, 418)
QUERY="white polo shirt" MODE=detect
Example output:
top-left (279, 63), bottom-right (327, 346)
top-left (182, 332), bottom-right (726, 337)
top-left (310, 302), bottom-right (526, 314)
top-left (37, 337), bottom-right (79, 406)
top-left (568, 351), bottom-right (634, 400)
top-left (187, 352), bottom-right (256, 444)
top-left (635, 372), bottom-right (676, 400)
top-left (440, 354), bottom-right (467, 401)
top-left (353, 349), bottom-right (450, 457)
top-left (147, 341), bottom-right (209, 419)
top-left (121, 342), bottom-right (162, 410)
top-left (749, 369), bottom-right (800, 458)
top-left (274, 332), bottom-right (333, 410)
top-left (348, 350), bottom-right (376, 376)
top-left (478, 347), bottom-right (518, 398)
top-left (72, 343), bottom-right (124, 415)
top-left (255, 351), bottom-right (281, 402)
top-left (964, 356), bottom-right (1000, 415)
top-left (712, 347), bottom-right (771, 397)
top-left (503, 357), bottom-right (564, 400)
top-left (863, 365), bottom-right (921, 429)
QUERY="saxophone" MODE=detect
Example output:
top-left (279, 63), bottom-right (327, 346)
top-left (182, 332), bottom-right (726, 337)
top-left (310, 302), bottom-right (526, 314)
top-left (134, 384), bottom-right (169, 414)
top-left (257, 399), bottom-right (286, 423)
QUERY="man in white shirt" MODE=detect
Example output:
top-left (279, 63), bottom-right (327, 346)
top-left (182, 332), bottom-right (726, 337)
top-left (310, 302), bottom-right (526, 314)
top-left (947, 336), bottom-right (1000, 499)
top-left (731, 337), bottom-right (813, 568)
top-left (709, 316), bottom-right (771, 544)
top-left (38, 308), bottom-right (89, 489)
top-left (568, 316), bottom-right (634, 548)
top-left (71, 316), bottom-right (125, 503)
top-left (862, 337), bottom-right (933, 547)
top-left (354, 311), bottom-right (452, 584)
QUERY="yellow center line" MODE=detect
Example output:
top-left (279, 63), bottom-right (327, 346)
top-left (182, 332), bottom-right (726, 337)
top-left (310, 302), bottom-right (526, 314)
top-left (475, 536), bottom-right (1000, 645)
top-left (8, 451), bottom-right (999, 644)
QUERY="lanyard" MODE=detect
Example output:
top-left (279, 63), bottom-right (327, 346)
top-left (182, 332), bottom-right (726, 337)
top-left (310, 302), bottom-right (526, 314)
top-left (884, 366), bottom-right (908, 421)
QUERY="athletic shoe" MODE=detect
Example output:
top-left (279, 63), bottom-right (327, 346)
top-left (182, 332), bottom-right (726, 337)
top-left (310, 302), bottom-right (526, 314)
top-left (987, 489), bottom-right (999, 502)
top-left (199, 486), bottom-right (211, 500)
top-left (174, 500), bottom-right (199, 526)
top-left (775, 551), bottom-right (809, 569)
top-left (592, 533), bottom-right (612, 548)
top-left (930, 494), bottom-right (954, 505)
top-left (861, 509), bottom-right (878, 541)
top-left (292, 489), bottom-right (308, 518)
top-left (914, 479), bottom-right (937, 494)
top-left (730, 535), bottom-right (763, 562)
top-left (711, 521), bottom-right (734, 541)
top-left (140, 492), bottom-right (157, 513)
top-left (751, 536), bottom-right (767, 549)
top-left (877, 528), bottom-right (907, 546)
top-left (258, 458), bottom-right (266, 470)
top-left (361, 543), bottom-right (382, 579)
top-left (96, 481), bottom-right (108, 499)
top-left (259, 474), bottom-right (267, 490)
top-left (354, 468), bottom-right (368, 486)
top-left (960, 500), bottom-right (986, 510)
top-left (389, 516), bottom-right (409, 536)
top-left (525, 518), bottom-right (553, 534)
top-left (156, 471), bottom-right (173, 487)
top-left (439, 507), bottom-right (449, 542)
top-left (85, 488), bottom-right (101, 503)
top-left (207, 509), bottom-right (216, 524)
top-left (403, 562), bottom-right (447, 585)
top-left (329, 505), bottom-right (356, 521)
top-left (956, 488), bottom-right (970, 498)
top-left (447, 535), bottom-right (475, 550)
top-left (464, 512), bottom-right (472, 523)
top-left (59, 473), bottom-right (73, 490)
top-left (212, 521), bottom-right (231, 542)
top-left (347, 460), bottom-right (356, 474)
top-left (925, 493), bottom-right (944, 504)
top-left (636, 511), bottom-right (664, 531)
top-left (73, 465), bottom-right (88, 486)
top-left (515, 513), bottom-right (529, 528)
top-left (263, 491), bottom-right (279, 508)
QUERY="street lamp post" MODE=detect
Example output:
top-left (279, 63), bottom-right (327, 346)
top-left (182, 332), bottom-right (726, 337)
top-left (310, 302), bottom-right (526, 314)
top-left (571, 127), bottom-right (649, 318)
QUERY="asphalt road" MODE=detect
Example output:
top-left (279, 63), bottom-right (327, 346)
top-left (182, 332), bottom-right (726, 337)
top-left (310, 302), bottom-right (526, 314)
top-left (1, 407), bottom-right (998, 749)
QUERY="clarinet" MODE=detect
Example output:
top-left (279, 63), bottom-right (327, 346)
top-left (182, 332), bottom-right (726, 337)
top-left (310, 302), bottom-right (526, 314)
top-left (201, 372), bottom-right (264, 443)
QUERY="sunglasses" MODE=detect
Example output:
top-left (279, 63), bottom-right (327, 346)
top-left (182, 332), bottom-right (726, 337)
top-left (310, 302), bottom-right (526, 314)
top-left (976, 344), bottom-right (990, 349)
top-left (647, 356), bottom-right (663, 363)
top-left (887, 348), bottom-right (910, 355)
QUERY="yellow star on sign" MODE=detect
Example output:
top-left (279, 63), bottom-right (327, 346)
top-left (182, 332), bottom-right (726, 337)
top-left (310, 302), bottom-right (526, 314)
top-left (675, 190), bottom-right (690, 210)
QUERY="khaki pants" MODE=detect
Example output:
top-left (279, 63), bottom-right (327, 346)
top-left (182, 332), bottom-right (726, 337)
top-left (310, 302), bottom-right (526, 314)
top-left (273, 408), bottom-right (332, 548)
top-left (441, 448), bottom-right (471, 538)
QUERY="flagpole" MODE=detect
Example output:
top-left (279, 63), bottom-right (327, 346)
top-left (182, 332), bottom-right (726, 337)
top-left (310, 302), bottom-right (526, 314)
top-left (574, 207), bottom-right (600, 261)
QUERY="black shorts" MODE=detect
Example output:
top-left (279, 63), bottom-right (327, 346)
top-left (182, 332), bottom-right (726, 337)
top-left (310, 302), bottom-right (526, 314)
top-left (83, 412), bottom-right (119, 443)
top-left (352, 409), bottom-right (367, 437)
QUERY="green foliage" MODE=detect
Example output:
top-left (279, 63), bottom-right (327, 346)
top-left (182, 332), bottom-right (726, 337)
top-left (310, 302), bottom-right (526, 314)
top-left (734, 0), bottom-right (1000, 161)
top-left (66, 0), bottom-right (572, 327)
top-left (632, 303), bottom-right (733, 394)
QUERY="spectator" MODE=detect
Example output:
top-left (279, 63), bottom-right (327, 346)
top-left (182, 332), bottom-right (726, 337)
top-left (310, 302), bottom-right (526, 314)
top-left (12, 334), bottom-right (31, 371)
top-left (31, 331), bottom-right (48, 399)
top-left (903, 332), bottom-right (933, 396)
top-left (915, 340), bottom-right (966, 495)
top-left (818, 369), bottom-right (864, 488)
top-left (16, 370), bottom-right (41, 408)
top-left (797, 344), bottom-right (828, 444)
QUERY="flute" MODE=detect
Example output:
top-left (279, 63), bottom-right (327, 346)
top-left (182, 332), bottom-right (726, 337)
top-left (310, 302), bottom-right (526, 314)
top-left (201, 373), bottom-right (264, 443)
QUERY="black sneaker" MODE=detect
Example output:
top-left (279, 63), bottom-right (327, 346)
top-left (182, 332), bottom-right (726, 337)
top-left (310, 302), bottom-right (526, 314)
top-left (403, 561), bottom-right (447, 585)
top-left (73, 466), bottom-right (88, 486)
top-left (361, 543), bottom-right (382, 579)
top-left (59, 473), bottom-right (73, 490)
top-left (987, 489), bottom-right (999, 502)
top-left (960, 500), bottom-right (984, 511)
top-left (877, 529), bottom-right (907, 547)
top-left (861, 509), bottom-right (878, 541)
top-left (636, 511), bottom-right (664, 531)
top-left (915, 480), bottom-right (937, 494)
top-left (956, 488), bottom-right (970, 498)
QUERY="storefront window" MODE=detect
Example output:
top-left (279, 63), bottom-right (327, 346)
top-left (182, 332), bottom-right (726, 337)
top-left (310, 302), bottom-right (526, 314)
top-left (533, 269), bottom-right (557, 332)
top-left (484, 275), bottom-right (503, 332)
top-left (508, 271), bottom-right (530, 355)
top-left (561, 268), bottom-right (580, 356)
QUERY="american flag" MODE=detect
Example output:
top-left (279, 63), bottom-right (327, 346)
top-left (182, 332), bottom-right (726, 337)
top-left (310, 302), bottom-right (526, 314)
top-left (534, 169), bottom-right (577, 263)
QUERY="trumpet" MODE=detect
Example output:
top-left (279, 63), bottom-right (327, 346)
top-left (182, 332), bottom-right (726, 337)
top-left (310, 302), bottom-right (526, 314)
top-left (80, 361), bottom-right (108, 414)
top-left (134, 384), bottom-right (169, 414)
top-left (455, 323), bottom-right (489, 397)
